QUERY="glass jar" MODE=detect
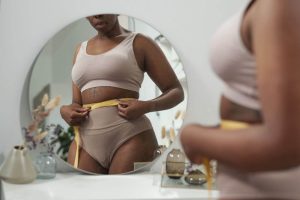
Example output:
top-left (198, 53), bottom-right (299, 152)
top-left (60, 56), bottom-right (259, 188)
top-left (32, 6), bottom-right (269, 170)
top-left (35, 151), bottom-right (56, 179)
top-left (166, 148), bottom-right (185, 179)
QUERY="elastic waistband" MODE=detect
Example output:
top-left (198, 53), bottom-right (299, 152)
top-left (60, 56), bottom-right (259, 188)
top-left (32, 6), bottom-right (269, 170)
top-left (83, 98), bottom-right (135, 110)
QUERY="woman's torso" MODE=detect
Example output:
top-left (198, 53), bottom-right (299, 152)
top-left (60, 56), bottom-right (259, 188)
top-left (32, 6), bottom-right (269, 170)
top-left (214, 0), bottom-right (262, 123)
top-left (81, 87), bottom-right (138, 105)
top-left (72, 32), bottom-right (144, 104)
top-left (220, 96), bottom-right (262, 123)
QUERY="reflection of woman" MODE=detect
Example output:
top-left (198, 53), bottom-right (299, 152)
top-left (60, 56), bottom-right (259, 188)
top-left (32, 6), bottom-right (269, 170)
top-left (181, 0), bottom-right (300, 199)
top-left (60, 14), bottom-right (184, 174)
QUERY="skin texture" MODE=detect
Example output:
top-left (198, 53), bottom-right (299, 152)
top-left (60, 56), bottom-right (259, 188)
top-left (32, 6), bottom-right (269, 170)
top-left (60, 14), bottom-right (184, 174)
top-left (181, 0), bottom-right (300, 172)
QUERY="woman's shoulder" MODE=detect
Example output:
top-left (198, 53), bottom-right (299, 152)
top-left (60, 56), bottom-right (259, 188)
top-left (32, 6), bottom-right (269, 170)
top-left (132, 32), bottom-right (157, 51)
top-left (133, 32), bottom-right (153, 42)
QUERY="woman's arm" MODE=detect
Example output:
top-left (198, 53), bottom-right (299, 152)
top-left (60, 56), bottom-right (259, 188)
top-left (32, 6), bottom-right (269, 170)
top-left (140, 35), bottom-right (184, 111)
top-left (118, 34), bottom-right (184, 119)
top-left (181, 0), bottom-right (300, 172)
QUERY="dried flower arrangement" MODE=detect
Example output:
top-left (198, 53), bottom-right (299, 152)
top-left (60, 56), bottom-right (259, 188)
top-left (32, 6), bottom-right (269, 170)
top-left (22, 94), bottom-right (61, 153)
top-left (161, 110), bottom-right (185, 147)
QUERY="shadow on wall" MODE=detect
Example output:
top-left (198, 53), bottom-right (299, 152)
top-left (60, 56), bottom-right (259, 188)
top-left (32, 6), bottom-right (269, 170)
top-left (0, 152), bottom-right (4, 166)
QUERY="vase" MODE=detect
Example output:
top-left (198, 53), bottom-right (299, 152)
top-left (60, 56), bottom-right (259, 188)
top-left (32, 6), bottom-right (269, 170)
top-left (166, 148), bottom-right (185, 179)
top-left (0, 146), bottom-right (37, 184)
top-left (35, 151), bottom-right (56, 179)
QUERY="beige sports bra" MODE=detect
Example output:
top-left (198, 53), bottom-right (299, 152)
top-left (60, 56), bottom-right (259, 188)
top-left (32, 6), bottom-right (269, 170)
top-left (209, 5), bottom-right (260, 110)
top-left (72, 32), bottom-right (144, 92)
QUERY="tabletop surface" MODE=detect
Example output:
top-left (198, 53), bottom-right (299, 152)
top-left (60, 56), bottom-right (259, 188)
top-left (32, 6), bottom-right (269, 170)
top-left (1, 173), bottom-right (219, 200)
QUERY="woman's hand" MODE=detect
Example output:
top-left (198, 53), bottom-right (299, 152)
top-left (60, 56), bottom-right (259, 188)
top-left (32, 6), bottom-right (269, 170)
top-left (180, 124), bottom-right (220, 164)
top-left (180, 124), bottom-right (205, 165)
top-left (117, 99), bottom-right (150, 120)
top-left (60, 104), bottom-right (90, 126)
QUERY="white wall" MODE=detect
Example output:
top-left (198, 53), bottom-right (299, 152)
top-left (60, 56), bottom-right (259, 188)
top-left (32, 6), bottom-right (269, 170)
top-left (0, 0), bottom-right (247, 170)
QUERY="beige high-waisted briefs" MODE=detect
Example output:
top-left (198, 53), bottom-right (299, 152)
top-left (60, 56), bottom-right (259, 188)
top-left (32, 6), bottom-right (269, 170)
top-left (78, 106), bottom-right (153, 169)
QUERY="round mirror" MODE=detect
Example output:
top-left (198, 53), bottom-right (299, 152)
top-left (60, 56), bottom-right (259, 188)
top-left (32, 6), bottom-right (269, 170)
top-left (28, 14), bottom-right (187, 174)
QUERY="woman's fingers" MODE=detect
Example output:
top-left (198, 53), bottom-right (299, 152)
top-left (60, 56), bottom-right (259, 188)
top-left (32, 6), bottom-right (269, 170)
top-left (68, 109), bottom-right (89, 125)
top-left (117, 100), bottom-right (144, 120)
top-left (118, 100), bottom-right (129, 107)
top-left (118, 103), bottom-right (127, 111)
top-left (71, 110), bottom-right (89, 119)
top-left (75, 107), bottom-right (90, 113)
top-left (118, 110), bottom-right (127, 118)
top-left (117, 104), bottom-right (128, 118)
top-left (60, 104), bottom-right (90, 126)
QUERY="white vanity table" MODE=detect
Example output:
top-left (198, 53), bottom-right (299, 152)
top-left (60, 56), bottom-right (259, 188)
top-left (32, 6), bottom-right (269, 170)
top-left (1, 173), bottom-right (218, 200)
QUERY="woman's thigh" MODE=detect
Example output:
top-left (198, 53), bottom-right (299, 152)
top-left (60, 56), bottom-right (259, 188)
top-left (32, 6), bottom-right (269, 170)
top-left (67, 140), bottom-right (108, 174)
top-left (109, 129), bottom-right (158, 174)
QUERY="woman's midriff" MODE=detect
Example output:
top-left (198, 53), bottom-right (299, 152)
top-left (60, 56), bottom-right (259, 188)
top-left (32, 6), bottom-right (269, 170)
top-left (81, 86), bottom-right (139, 104)
top-left (220, 95), bottom-right (262, 124)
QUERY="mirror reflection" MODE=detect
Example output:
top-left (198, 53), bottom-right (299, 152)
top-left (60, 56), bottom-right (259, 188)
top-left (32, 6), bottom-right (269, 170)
top-left (29, 14), bottom-right (187, 174)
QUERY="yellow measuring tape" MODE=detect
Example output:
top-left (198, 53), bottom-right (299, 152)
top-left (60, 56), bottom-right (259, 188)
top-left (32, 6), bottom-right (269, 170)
top-left (204, 120), bottom-right (249, 192)
top-left (72, 98), bottom-right (135, 168)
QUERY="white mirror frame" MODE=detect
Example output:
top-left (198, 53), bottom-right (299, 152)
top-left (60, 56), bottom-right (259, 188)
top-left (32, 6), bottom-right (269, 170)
top-left (0, 0), bottom-right (246, 172)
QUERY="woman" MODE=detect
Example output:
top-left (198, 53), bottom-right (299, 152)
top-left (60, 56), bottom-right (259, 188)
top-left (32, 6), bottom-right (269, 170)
top-left (60, 14), bottom-right (184, 174)
top-left (181, 0), bottom-right (300, 199)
